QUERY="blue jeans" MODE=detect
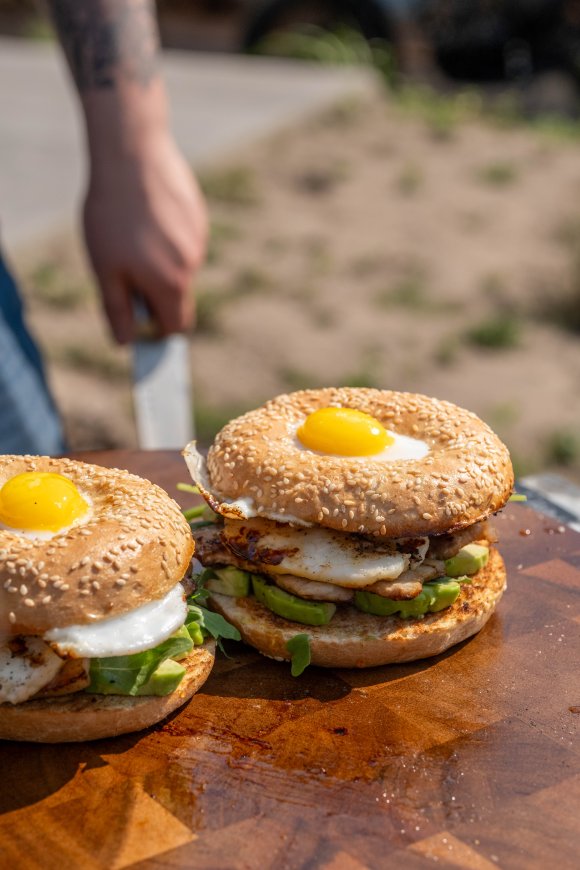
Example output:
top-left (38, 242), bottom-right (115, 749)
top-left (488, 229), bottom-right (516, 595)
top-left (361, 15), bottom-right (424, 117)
top-left (0, 253), bottom-right (66, 455)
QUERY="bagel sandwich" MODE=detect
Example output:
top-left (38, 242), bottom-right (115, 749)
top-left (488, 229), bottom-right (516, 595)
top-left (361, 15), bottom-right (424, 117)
top-left (0, 456), bottom-right (222, 742)
top-left (183, 388), bottom-right (514, 673)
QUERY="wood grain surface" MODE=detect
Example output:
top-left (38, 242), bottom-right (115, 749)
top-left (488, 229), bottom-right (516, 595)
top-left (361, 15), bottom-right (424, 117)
top-left (1, 450), bottom-right (579, 870)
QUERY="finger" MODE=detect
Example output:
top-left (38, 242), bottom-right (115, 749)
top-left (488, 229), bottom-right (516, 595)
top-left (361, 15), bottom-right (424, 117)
top-left (98, 274), bottom-right (134, 345)
top-left (138, 272), bottom-right (193, 336)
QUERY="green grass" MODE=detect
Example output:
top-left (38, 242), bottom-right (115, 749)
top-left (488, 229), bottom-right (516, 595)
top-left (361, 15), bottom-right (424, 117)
top-left (30, 261), bottom-right (92, 310)
top-left (375, 271), bottom-right (429, 310)
top-left (395, 82), bottom-right (580, 144)
top-left (234, 266), bottom-right (272, 295)
top-left (198, 166), bottom-right (259, 206)
top-left (433, 336), bottom-right (460, 367)
top-left (534, 250), bottom-right (580, 334)
top-left (195, 267), bottom-right (272, 335)
top-left (480, 272), bottom-right (510, 303)
top-left (394, 85), bottom-right (483, 141)
top-left (375, 271), bottom-right (461, 314)
top-left (195, 287), bottom-right (225, 335)
top-left (253, 25), bottom-right (395, 84)
top-left (349, 252), bottom-right (385, 278)
top-left (396, 162), bottom-right (424, 195)
top-left (476, 161), bottom-right (519, 187)
top-left (206, 219), bottom-right (242, 265)
top-left (296, 159), bottom-right (351, 195)
top-left (278, 368), bottom-right (324, 392)
top-left (486, 401), bottom-right (521, 428)
top-left (466, 316), bottom-right (521, 350)
top-left (304, 237), bottom-right (333, 274)
top-left (545, 428), bottom-right (580, 467)
top-left (54, 344), bottom-right (128, 381)
top-left (319, 96), bottom-right (366, 129)
top-left (340, 370), bottom-right (382, 389)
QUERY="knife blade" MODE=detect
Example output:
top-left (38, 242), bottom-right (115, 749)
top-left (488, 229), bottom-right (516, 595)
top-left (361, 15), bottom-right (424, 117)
top-left (131, 301), bottom-right (194, 450)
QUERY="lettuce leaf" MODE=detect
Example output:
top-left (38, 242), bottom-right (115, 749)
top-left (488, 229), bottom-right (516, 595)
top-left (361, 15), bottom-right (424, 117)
top-left (286, 634), bottom-right (311, 677)
top-left (87, 627), bottom-right (193, 696)
top-left (186, 592), bottom-right (241, 654)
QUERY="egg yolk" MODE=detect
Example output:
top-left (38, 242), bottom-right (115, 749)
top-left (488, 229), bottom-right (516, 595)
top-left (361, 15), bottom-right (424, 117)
top-left (0, 472), bottom-right (89, 533)
top-left (297, 407), bottom-right (394, 456)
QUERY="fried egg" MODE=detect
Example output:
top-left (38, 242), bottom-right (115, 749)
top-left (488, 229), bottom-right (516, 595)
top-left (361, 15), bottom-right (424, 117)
top-left (221, 517), bottom-right (417, 587)
top-left (183, 442), bottom-right (313, 526)
top-left (294, 407), bottom-right (429, 462)
top-left (0, 472), bottom-right (91, 539)
top-left (44, 582), bottom-right (187, 658)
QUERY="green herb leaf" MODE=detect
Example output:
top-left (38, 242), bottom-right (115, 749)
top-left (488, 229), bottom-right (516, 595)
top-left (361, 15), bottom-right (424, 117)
top-left (87, 627), bottom-right (193, 696)
top-left (177, 483), bottom-right (200, 494)
top-left (286, 634), bottom-right (311, 677)
top-left (186, 596), bottom-right (241, 654)
top-left (183, 505), bottom-right (207, 521)
top-left (509, 494), bottom-right (527, 502)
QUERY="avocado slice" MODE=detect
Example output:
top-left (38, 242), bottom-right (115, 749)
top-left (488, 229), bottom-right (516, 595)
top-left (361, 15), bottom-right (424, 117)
top-left (135, 659), bottom-right (186, 696)
top-left (445, 543), bottom-right (489, 577)
top-left (354, 590), bottom-right (403, 617)
top-left (355, 579), bottom-right (460, 619)
top-left (206, 566), bottom-right (251, 597)
top-left (252, 575), bottom-right (336, 626)
top-left (170, 624), bottom-right (195, 658)
top-left (186, 619), bottom-right (205, 646)
top-left (422, 579), bottom-right (461, 611)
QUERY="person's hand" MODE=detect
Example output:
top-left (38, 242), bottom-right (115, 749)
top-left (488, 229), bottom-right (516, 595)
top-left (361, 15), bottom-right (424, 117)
top-left (83, 133), bottom-right (208, 344)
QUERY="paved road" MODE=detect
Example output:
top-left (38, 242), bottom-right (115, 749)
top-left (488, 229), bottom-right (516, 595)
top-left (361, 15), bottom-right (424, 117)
top-left (0, 37), bottom-right (377, 251)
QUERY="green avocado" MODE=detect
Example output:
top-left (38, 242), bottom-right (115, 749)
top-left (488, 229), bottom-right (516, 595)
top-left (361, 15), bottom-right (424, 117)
top-left (423, 579), bottom-right (462, 611)
top-left (445, 543), bottom-right (489, 577)
top-left (355, 579), bottom-right (460, 619)
top-left (252, 575), bottom-right (336, 626)
top-left (135, 659), bottom-right (186, 696)
top-left (206, 566), bottom-right (251, 597)
top-left (170, 624), bottom-right (196, 658)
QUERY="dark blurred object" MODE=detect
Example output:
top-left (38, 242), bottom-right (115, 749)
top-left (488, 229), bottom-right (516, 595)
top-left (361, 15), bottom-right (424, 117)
top-left (2, 0), bottom-right (580, 114)
top-left (421, 0), bottom-right (568, 82)
top-left (239, 0), bottom-right (580, 114)
top-left (242, 0), bottom-right (395, 50)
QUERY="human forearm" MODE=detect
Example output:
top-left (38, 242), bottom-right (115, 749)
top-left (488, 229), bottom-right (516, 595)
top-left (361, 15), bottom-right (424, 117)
top-left (47, 0), bottom-right (168, 165)
top-left (46, 0), bottom-right (208, 343)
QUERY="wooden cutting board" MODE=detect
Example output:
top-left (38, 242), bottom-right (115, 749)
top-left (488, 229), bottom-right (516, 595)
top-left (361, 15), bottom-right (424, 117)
top-left (0, 450), bottom-right (579, 870)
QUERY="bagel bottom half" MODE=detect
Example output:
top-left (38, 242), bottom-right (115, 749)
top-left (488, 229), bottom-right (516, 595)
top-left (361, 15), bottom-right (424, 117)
top-left (0, 640), bottom-right (215, 743)
top-left (207, 549), bottom-right (506, 669)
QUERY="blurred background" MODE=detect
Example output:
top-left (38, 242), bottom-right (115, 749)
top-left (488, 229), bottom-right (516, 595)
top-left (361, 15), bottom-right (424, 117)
top-left (2, 0), bottom-right (580, 481)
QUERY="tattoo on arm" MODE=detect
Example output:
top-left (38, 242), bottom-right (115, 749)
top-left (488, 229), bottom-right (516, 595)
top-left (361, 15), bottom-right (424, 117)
top-left (48, 0), bottom-right (159, 90)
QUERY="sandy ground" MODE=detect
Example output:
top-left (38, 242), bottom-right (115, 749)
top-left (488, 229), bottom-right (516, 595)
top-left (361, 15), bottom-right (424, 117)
top-left (14, 90), bottom-right (580, 478)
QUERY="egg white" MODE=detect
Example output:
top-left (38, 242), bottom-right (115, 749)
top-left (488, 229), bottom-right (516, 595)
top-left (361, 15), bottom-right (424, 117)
top-left (44, 582), bottom-right (187, 658)
top-left (221, 517), bottom-right (425, 587)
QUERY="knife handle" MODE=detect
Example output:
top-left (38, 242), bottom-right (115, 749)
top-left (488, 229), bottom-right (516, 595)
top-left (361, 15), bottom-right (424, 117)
top-left (133, 296), bottom-right (159, 342)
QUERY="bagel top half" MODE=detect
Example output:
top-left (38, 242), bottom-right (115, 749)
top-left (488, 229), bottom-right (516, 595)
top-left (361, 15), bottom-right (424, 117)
top-left (0, 455), bottom-right (194, 635)
top-left (185, 388), bottom-right (514, 539)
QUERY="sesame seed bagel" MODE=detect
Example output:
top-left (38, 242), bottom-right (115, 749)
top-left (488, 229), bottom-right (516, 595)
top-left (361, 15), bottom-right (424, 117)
top-left (205, 388), bottom-right (514, 538)
top-left (0, 640), bottom-right (215, 742)
top-left (0, 456), bottom-right (194, 635)
top-left (207, 548), bottom-right (505, 669)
